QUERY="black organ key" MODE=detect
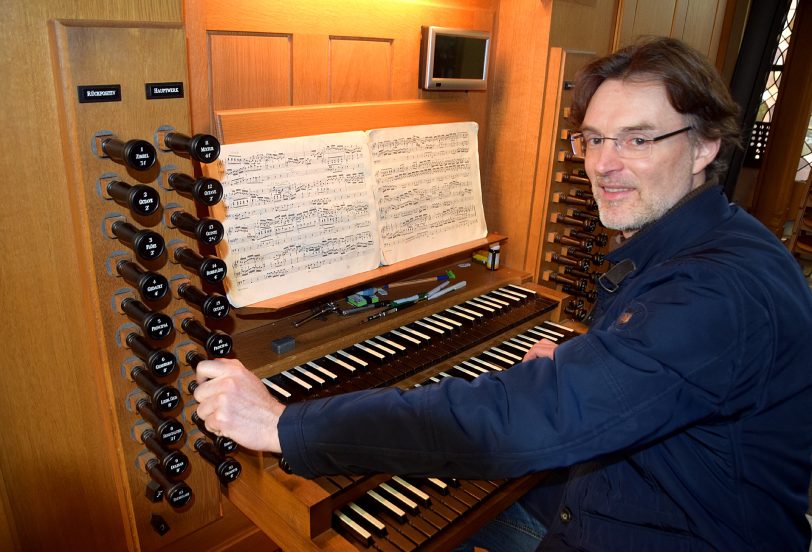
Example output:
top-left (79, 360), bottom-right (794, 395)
top-left (111, 221), bottom-right (165, 262)
top-left (106, 181), bottom-right (161, 216)
top-left (101, 137), bottom-right (156, 171)
top-left (168, 172), bottom-right (223, 206)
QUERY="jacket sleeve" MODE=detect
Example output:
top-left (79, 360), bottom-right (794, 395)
top-left (278, 266), bottom-right (770, 480)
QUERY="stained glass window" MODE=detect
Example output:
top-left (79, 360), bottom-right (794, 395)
top-left (752, 0), bottom-right (810, 180)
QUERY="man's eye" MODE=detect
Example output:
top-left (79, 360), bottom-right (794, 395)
top-left (585, 136), bottom-right (603, 146)
top-left (627, 135), bottom-right (649, 147)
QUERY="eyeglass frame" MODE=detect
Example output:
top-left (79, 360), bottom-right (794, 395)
top-left (569, 126), bottom-right (693, 159)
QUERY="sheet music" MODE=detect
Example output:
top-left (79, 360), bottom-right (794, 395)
top-left (368, 122), bottom-right (487, 265)
top-left (217, 132), bottom-right (380, 307)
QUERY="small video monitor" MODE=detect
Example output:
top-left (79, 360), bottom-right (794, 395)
top-left (421, 26), bottom-right (491, 91)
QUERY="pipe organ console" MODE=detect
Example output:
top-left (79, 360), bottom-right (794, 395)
top-left (47, 18), bottom-right (583, 552)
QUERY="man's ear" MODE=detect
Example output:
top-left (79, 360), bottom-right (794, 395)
top-left (692, 137), bottom-right (721, 175)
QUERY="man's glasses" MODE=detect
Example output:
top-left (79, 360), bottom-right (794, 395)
top-left (570, 126), bottom-right (693, 159)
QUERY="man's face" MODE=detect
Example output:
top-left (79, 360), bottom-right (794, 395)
top-left (581, 79), bottom-right (712, 237)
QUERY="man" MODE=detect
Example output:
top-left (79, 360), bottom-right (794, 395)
top-left (194, 37), bottom-right (812, 550)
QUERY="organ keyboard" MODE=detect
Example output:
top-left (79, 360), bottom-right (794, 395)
top-left (223, 265), bottom-right (580, 551)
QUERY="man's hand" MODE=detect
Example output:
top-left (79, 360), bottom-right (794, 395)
top-left (522, 338), bottom-right (558, 362)
top-left (193, 358), bottom-right (285, 453)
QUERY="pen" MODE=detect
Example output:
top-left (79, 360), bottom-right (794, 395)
top-left (364, 306), bottom-right (399, 322)
top-left (427, 280), bottom-right (467, 300)
top-left (427, 280), bottom-right (451, 297)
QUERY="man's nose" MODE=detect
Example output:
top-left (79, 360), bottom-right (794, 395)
top-left (591, 139), bottom-right (624, 174)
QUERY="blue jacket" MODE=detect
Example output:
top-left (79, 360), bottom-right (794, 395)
top-left (279, 185), bottom-right (812, 550)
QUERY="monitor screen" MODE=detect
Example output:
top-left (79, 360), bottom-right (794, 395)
top-left (422, 27), bottom-right (490, 91)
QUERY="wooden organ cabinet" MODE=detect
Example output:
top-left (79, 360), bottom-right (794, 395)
top-left (534, 49), bottom-right (615, 321)
top-left (0, 0), bottom-right (735, 550)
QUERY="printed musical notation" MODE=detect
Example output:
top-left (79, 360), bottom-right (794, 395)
top-left (217, 131), bottom-right (380, 307)
top-left (369, 122), bottom-right (487, 265)
top-left (216, 123), bottom-right (487, 307)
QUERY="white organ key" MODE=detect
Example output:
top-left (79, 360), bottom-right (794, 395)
top-left (472, 296), bottom-right (502, 310)
top-left (445, 307), bottom-right (474, 321)
top-left (425, 316), bottom-right (453, 331)
top-left (507, 284), bottom-right (537, 295)
top-left (497, 287), bottom-right (526, 300)
top-left (294, 365), bottom-right (325, 385)
top-left (336, 511), bottom-right (372, 543)
top-left (468, 357), bottom-right (503, 371)
top-left (400, 325), bottom-right (430, 340)
top-left (453, 365), bottom-right (480, 379)
top-left (507, 338), bottom-right (532, 351)
top-left (390, 329), bottom-right (420, 345)
top-left (392, 476), bottom-right (431, 504)
top-left (482, 294), bottom-right (509, 306)
top-left (327, 353), bottom-right (358, 372)
top-left (379, 482), bottom-right (418, 511)
top-left (483, 349), bottom-right (514, 365)
top-left (491, 346), bottom-right (523, 362)
top-left (452, 304), bottom-right (483, 318)
top-left (462, 360), bottom-right (490, 374)
top-left (367, 489), bottom-right (406, 520)
top-left (432, 313), bottom-right (462, 327)
top-left (352, 343), bottom-right (384, 360)
top-left (348, 501), bottom-right (386, 534)
top-left (414, 319), bottom-right (444, 335)
top-left (262, 378), bottom-right (292, 399)
top-left (364, 339), bottom-right (394, 356)
top-left (465, 299), bottom-right (494, 313)
top-left (375, 335), bottom-right (406, 351)
top-left (281, 370), bottom-right (313, 391)
top-left (307, 360), bottom-right (337, 380)
top-left (491, 289), bottom-right (522, 302)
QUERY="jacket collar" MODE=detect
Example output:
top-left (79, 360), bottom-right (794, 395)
top-left (605, 184), bottom-right (734, 276)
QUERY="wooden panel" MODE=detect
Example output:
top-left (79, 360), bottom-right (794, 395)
top-left (293, 34), bottom-right (330, 105)
top-left (617, 0), bottom-right (678, 46)
top-left (330, 37), bottom-right (392, 103)
top-left (210, 33), bottom-right (292, 110)
top-left (550, 0), bottom-right (620, 54)
top-left (185, 0), bottom-right (495, 135)
top-left (481, 0), bottom-right (553, 274)
top-left (215, 99), bottom-right (473, 143)
top-left (680, 0), bottom-right (726, 57)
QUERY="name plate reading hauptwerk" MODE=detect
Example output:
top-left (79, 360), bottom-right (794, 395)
top-left (215, 121), bottom-right (487, 307)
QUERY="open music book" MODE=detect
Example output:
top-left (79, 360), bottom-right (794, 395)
top-left (213, 121), bottom-right (487, 307)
